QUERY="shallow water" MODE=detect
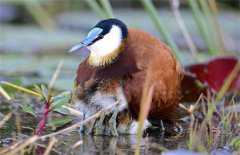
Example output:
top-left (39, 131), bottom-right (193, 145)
top-left (55, 131), bottom-right (187, 155)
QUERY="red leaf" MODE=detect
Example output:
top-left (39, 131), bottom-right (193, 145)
top-left (185, 56), bottom-right (239, 92)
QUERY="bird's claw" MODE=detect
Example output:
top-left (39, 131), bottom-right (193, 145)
top-left (84, 118), bottom-right (97, 135)
top-left (105, 110), bottom-right (119, 136)
top-left (93, 112), bottom-right (106, 135)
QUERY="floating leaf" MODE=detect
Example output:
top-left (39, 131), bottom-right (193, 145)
top-left (185, 56), bottom-right (240, 92)
top-left (181, 56), bottom-right (239, 102)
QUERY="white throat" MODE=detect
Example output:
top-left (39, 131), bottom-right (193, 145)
top-left (87, 25), bottom-right (122, 66)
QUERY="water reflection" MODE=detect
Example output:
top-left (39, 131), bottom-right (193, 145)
top-left (69, 133), bottom-right (187, 155)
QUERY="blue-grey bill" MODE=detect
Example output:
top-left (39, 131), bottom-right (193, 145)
top-left (68, 27), bottom-right (103, 53)
top-left (68, 43), bottom-right (85, 53)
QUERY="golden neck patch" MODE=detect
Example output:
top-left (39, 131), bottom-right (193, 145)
top-left (87, 42), bottom-right (125, 67)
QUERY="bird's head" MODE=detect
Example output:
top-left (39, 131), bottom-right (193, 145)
top-left (69, 18), bottom-right (128, 67)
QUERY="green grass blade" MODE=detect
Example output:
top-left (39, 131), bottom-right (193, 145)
top-left (198, 0), bottom-right (221, 54)
top-left (85, 0), bottom-right (107, 18)
top-left (187, 0), bottom-right (216, 55)
top-left (23, 0), bottom-right (56, 31)
top-left (208, 0), bottom-right (226, 54)
top-left (0, 86), bottom-right (11, 100)
top-left (1, 81), bottom-right (42, 98)
top-left (99, 0), bottom-right (114, 18)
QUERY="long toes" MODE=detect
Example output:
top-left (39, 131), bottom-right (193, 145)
top-left (84, 119), bottom-right (97, 135)
top-left (105, 111), bottom-right (118, 136)
top-left (93, 113), bottom-right (106, 135)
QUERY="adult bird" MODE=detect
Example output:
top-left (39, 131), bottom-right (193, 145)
top-left (69, 18), bottom-right (183, 135)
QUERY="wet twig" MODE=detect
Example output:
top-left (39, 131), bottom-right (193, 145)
top-left (0, 112), bottom-right (12, 129)
top-left (71, 140), bottom-right (83, 150)
top-left (62, 105), bottom-right (84, 117)
top-left (43, 137), bottom-right (58, 155)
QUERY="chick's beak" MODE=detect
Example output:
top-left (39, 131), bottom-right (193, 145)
top-left (68, 27), bottom-right (103, 53)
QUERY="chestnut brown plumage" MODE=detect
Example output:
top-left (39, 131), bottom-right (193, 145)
top-left (74, 28), bottom-right (183, 122)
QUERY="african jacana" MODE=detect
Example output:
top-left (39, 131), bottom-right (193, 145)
top-left (69, 18), bottom-right (183, 135)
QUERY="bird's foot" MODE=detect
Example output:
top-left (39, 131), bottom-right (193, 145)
top-left (105, 110), bottom-right (119, 136)
top-left (93, 112), bottom-right (106, 135)
top-left (117, 117), bottom-right (151, 135)
top-left (83, 118), bottom-right (97, 135)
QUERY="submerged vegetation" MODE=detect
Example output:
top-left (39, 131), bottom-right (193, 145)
top-left (0, 0), bottom-right (240, 154)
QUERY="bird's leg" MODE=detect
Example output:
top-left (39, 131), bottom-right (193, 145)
top-left (106, 84), bottom-right (152, 135)
top-left (105, 110), bottom-right (119, 136)
top-left (84, 89), bottom-right (119, 136)
top-left (72, 95), bottom-right (101, 135)
top-left (160, 120), bottom-right (166, 132)
top-left (84, 118), bottom-right (97, 135)
top-left (106, 85), bottom-right (129, 136)
top-left (93, 112), bottom-right (106, 135)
